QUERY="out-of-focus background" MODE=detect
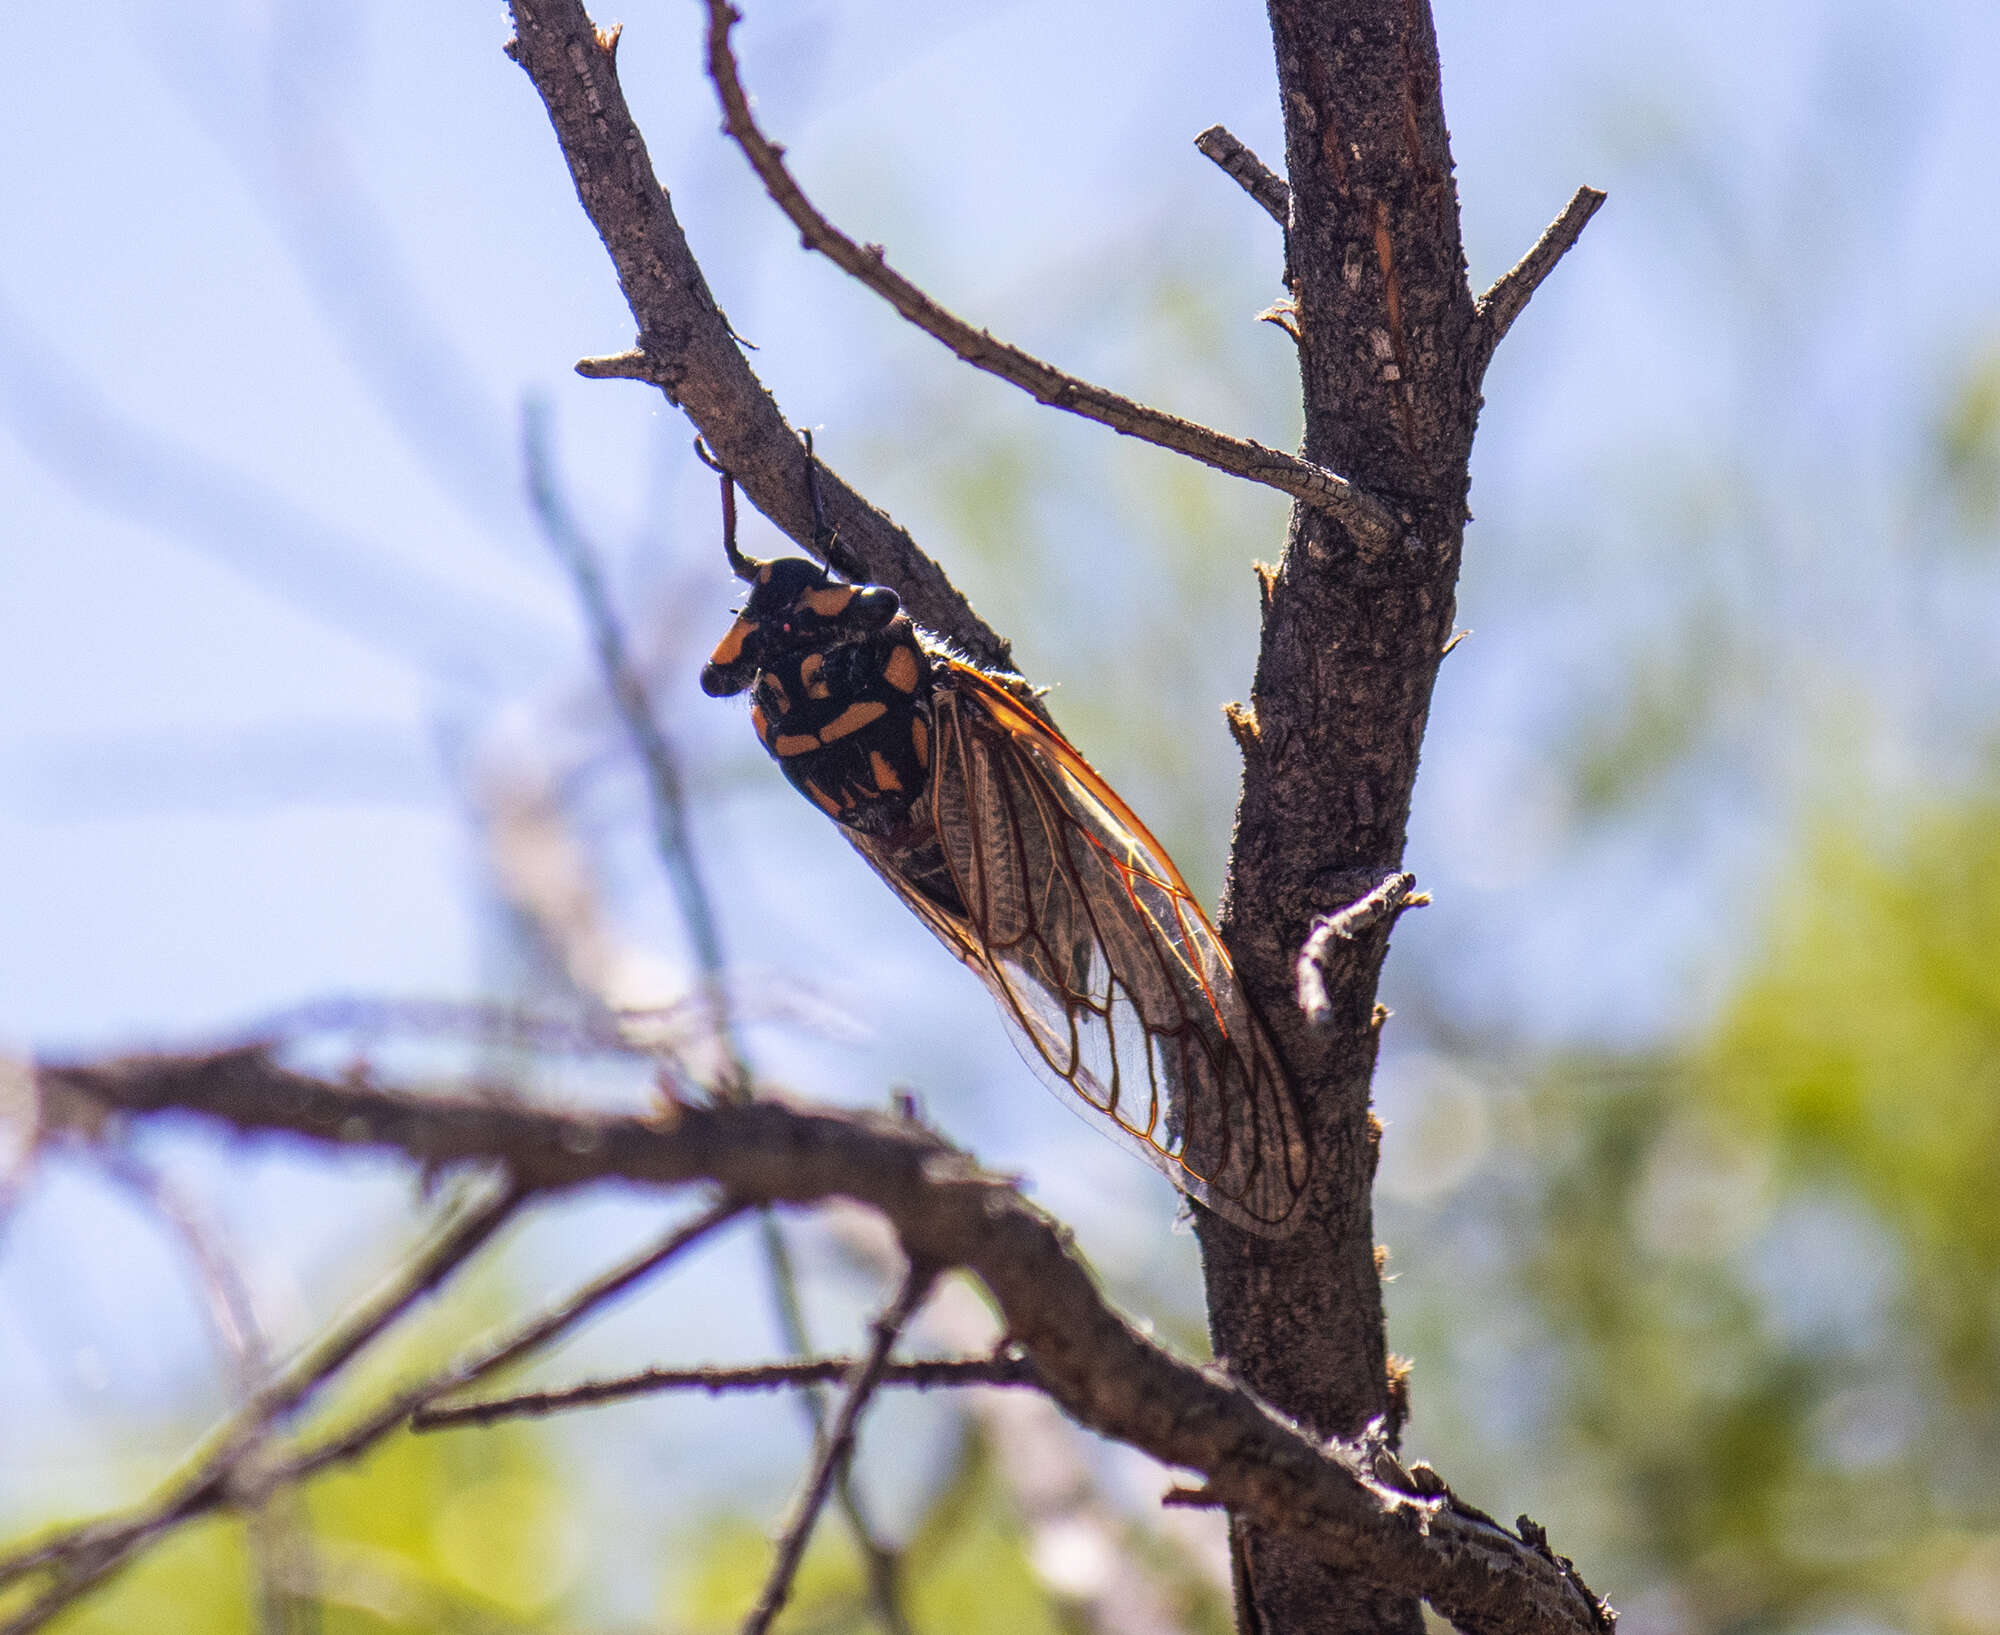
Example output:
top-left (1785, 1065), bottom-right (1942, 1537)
top-left (4, 1), bottom-right (1999, 1631)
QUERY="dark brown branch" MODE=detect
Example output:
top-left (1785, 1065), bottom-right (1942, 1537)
top-left (702, 0), bottom-right (1397, 547)
top-left (34, 1050), bottom-right (1614, 1635)
top-left (0, 1178), bottom-right (525, 1635)
top-left (1194, 125), bottom-right (1291, 227)
top-left (412, 1350), bottom-right (1038, 1429)
top-left (1473, 187), bottom-right (1607, 374)
top-left (502, 0), bottom-right (1014, 671)
top-left (1203, 2), bottom-right (1489, 1624)
top-left (742, 1262), bottom-right (935, 1635)
top-left (1296, 873), bottom-right (1425, 1028)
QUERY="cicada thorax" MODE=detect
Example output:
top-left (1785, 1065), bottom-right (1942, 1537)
top-left (702, 556), bottom-right (965, 915)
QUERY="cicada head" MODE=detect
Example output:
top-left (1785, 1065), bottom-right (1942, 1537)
top-left (701, 558), bottom-right (901, 697)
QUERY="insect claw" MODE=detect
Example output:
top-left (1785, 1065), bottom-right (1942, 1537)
top-left (799, 428), bottom-right (864, 580)
top-left (692, 437), bottom-right (766, 582)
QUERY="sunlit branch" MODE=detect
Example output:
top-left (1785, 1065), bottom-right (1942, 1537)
top-left (1194, 125), bottom-right (1290, 227)
top-left (1296, 873), bottom-right (1424, 1028)
top-left (503, 0), bottom-right (1015, 670)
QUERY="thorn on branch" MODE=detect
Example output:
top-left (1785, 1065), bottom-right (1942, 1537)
top-left (574, 349), bottom-right (657, 381)
top-left (1296, 872), bottom-right (1426, 1027)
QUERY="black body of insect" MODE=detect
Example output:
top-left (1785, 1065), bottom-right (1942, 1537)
top-left (701, 452), bottom-right (1311, 1237)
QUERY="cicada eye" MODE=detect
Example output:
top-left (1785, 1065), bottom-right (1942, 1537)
top-left (851, 585), bottom-right (900, 632)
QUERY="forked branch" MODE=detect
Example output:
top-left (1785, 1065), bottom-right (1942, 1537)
top-left (33, 1050), bottom-right (1615, 1635)
top-left (701, 0), bottom-right (1399, 548)
top-left (504, 0), bottom-right (1013, 670)
top-left (742, 1262), bottom-right (936, 1635)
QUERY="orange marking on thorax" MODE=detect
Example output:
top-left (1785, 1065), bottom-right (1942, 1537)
top-left (773, 732), bottom-right (821, 757)
top-left (801, 585), bottom-right (856, 618)
top-left (708, 616), bottom-right (753, 668)
top-left (883, 643), bottom-right (921, 694)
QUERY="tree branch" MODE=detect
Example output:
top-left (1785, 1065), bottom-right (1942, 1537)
top-left (701, 0), bottom-right (1398, 547)
top-left (32, 1050), bottom-right (1615, 1635)
top-left (502, 0), bottom-right (1014, 671)
top-left (523, 399), bottom-right (739, 1069)
top-left (1194, 125), bottom-right (1291, 228)
top-left (1473, 187), bottom-right (1607, 375)
top-left (412, 1350), bottom-right (1038, 1429)
top-left (1296, 873), bottom-right (1425, 1028)
top-left (278, 1193), bottom-right (747, 1485)
top-left (741, 1261), bottom-right (935, 1635)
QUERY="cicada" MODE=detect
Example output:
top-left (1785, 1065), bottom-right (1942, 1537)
top-left (700, 456), bottom-right (1310, 1236)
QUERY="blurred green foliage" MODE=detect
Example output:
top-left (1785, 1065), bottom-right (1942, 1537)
top-left (1937, 342), bottom-right (2000, 536)
top-left (1503, 782), bottom-right (2000, 1633)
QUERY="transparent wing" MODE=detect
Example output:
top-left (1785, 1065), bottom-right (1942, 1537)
top-left (852, 663), bottom-right (1310, 1237)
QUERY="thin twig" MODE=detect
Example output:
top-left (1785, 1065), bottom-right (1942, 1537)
top-left (98, 1149), bottom-right (265, 1388)
top-left (701, 0), bottom-right (1398, 547)
top-left (1194, 125), bottom-right (1290, 227)
top-left (412, 1349), bottom-right (1037, 1428)
top-left (742, 1262), bottom-right (937, 1635)
top-left (523, 400), bottom-right (742, 1077)
top-left (1295, 872), bottom-right (1424, 1028)
top-left (1473, 186), bottom-right (1607, 374)
top-left (755, 1210), bottom-right (913, 1635)
top-left (0, 1179), bottom-right (525, 1634)
top-left (96, 1151), bottom-right (319, 1635)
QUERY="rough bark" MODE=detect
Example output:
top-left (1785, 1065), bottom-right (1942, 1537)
top-left (1197, 5), bottom-right (1483, 1632)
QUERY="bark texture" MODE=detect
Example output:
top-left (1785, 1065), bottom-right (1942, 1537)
top-left (1199, 5), bottom-right (1482, 1632)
